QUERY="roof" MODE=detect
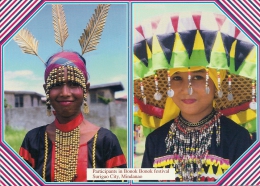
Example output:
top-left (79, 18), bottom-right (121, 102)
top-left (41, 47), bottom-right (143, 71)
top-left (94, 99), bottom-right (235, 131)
top-left (90, 82), bottom-right (124, 92)
top-left (4, 90), bottom-right (44, 97)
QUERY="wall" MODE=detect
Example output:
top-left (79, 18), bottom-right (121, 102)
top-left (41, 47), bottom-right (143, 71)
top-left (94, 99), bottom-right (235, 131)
top-left (4, 102), bottom-right (127, 132)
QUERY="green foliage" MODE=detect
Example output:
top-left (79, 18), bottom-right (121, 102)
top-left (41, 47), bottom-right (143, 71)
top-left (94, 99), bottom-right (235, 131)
top-left (98, 95), bottom-right (111, 104)
top-left (111, 127), bottom-right (127, 158)
top-left (4, 98), bottom-right (12, 108)
top-left (4, 125), bottom-right (27, 153)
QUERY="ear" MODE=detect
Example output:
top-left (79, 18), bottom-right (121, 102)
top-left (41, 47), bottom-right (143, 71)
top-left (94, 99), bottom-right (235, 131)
top-left (86, 82), bottom-right (90, 92)
top-left (43, 84), bottom-right (47, 93)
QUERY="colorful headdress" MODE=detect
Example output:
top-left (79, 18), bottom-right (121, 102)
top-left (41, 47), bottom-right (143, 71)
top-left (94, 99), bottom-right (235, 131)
top-left (134, 12), bottom-right (257, 131)
top-left (13, 4), bottom-right (110, 116)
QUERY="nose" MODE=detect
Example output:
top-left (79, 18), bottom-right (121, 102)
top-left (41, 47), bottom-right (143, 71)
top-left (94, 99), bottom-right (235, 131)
top-left (60, 83), bottom-right (71, 96)
top-left (179, 79), bottom-right (190, 94)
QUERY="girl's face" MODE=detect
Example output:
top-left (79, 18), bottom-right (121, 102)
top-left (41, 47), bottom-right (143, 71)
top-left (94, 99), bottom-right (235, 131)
top-left (48, 67), bottom-right (88, 123)
top-left (170, 69), bottom-right (215, 122)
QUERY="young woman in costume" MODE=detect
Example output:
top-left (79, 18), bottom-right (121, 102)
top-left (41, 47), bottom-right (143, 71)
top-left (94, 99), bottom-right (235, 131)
top-left (15, 4), bottom-right (126, 182)
top-left (134, 12), bottom-right (256, 182)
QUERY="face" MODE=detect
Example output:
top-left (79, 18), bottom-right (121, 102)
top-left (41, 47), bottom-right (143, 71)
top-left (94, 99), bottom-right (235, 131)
top-left (46, 67), bottom-right (89, 123)
top-left (170, 69), bottom-right (215, 122)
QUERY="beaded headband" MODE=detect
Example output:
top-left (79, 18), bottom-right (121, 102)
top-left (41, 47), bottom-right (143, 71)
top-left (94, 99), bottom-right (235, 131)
top-left (133, 12), bottom-right (257, 129)
top-left (13, 4), bottom-right (110, 116)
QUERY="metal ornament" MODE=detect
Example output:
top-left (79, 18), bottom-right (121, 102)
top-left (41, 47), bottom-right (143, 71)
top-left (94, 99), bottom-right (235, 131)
top-left (167, 70), bottom-right (174, 97)
top-left (249, 81), bottom-right (256, 110)
top-left (217, 70), bottom-right (223, 98)
top-left (227, 74), bottom-right (233, 101)
top-left (205, 68), bottom-right (210, 94)
top-left (140, 78), bottom-right (147, 105)
top-left (154, 74), bottom-right (162, 100)
top-left (188, 68), bottom-right (193, 95)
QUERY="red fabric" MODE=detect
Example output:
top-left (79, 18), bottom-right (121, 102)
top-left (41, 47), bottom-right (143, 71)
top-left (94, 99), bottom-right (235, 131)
top-left (192, 13), bottom-right (201, 30)
top-left (54, 112), bottom-right (83, 132)
top-left (19, 147), bottom-right (35, 168)
top-left (134, 96), bottom-right (164, 118)
top-left (105, 154), bottom-right (126, 168)
top-left (220, 102), bottom-right (250, 116)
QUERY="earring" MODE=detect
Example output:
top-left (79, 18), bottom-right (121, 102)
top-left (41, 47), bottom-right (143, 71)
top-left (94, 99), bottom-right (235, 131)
top-left (83, 95), bottom-right (89, 114)
top-left (205, 67), bottom-right (210, 94)
top-left (227, 74), bottom-right (233, 101)
top-left (46, 94), bottom-right (52, 116)
top-left (154, 73), bottom-right (162, 100)
top-left (249, 80), bottom-right (256, 110)
top-left (167, 70), bottom-right (174, 97)
top-left (140, 78), bottom-right (146, 105)
top-left (217, 70), bottom-right (223, 98)
top-left (188, 67), bottom-right (193, 95)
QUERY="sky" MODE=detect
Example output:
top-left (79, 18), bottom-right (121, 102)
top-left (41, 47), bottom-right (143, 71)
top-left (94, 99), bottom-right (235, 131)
top-left (3, 3), bottom-right (128, 98)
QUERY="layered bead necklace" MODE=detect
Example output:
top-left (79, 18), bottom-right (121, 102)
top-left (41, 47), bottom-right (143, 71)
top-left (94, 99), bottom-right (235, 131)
top-left (53, 113), bottom-right (82, 182)
top-left (165, 110), bottom-right (222, 181)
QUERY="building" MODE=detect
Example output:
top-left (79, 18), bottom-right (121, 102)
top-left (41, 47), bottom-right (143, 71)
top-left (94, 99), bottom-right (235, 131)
top-left (89, 82), bottom-right (124, 104)
top-left (4, 90), bottom-right (44, 108)
top-left (4, 81), bottom-right (125, 108)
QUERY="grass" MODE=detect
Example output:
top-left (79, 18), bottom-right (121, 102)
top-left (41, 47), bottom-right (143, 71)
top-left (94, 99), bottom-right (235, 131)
top-left (4, 125), bottom-right (128, 159)
top-left (111, 127), bottom-right (128, 158)
top-left (4, 125), bottom-right (27, 153)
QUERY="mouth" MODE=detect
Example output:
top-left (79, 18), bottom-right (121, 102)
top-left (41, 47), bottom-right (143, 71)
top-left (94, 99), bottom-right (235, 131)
top-left (58, 101), bottom-right (73, 106)
top-left (181, 99), bottom-right (196, 104)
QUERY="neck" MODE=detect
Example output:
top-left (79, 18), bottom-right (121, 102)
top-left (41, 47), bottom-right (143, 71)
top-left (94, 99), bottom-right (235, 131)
top-left (55, 112), bottom-right (83, 132)
top-left (180, 108), bottom-right (215, 123)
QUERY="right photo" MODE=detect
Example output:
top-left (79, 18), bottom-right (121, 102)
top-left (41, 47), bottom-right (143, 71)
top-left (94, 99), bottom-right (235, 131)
top-left (133, 2), bottom-right (257, 183)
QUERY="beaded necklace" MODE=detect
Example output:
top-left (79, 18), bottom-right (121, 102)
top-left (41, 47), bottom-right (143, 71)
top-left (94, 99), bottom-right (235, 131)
top-left (53, 113), bottom-right (83, 182)
top-left (165, 110), bottom-right (222, 181)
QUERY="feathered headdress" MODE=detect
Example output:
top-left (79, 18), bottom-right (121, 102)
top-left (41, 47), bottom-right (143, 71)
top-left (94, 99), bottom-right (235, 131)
top-left (13, 4), bottom-right (110, 62)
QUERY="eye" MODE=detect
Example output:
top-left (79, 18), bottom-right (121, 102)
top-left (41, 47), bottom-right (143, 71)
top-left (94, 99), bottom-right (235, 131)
top-left (67, 81), bottom-right (81, 87)
top-left (193, 75), bottom-right (204, 80)
top-left (171, 76), bottom-right (182, 81)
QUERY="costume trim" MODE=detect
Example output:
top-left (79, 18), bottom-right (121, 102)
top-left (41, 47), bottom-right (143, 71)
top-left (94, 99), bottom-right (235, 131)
top-left (19, 147), bottom-right (35, 168)
top-left (54, 112), bottom-right (83, 132)
top-left (106, 154), bottom-right (127, 168)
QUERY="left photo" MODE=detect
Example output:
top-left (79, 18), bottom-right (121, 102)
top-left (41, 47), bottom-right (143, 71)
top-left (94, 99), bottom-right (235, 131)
top-left (3, 3), bottom-right (128, 182)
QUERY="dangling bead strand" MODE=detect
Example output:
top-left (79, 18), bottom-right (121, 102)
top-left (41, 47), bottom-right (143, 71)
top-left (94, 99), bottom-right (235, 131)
top-left (140, 78), bottom-right (146, 104)
top-left (249, 80), bottom-right (256, 110)
top-left (227, 74), bottom-right (233, 101)
top-left (217, 70), bottom-right (223, 98)
top-left (205, 67), bottom-right (210, 94)
top-left (167, 70), bottom-right (174, 97)
top-left (188, 67), bottom-right (193, 95)
top-left (153, 73), bottom-right (162, 100)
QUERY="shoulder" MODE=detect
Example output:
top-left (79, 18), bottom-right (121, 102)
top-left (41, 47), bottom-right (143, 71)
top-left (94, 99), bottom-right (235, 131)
top-left (97, 127), bottom-right (119, 142)
top-left (220, 115), bottom-right (250, 139)
top-left (220, 116), bottom-right (248, 133)
top-left (25, 125), bottom-right (47, 139)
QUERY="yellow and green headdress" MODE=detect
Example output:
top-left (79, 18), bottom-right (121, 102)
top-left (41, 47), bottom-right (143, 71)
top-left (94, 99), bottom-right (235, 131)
top-left (133, 12), bottom-right (257, 132)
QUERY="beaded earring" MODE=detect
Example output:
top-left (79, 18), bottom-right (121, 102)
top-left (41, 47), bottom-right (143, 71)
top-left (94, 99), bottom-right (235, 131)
top-left (140, 78), bottom-right (146, 104)
top-left (167, 70), bottom-right (174, 97)
top-left (227, 74), bottom-right (233, 101)
top-left (83, 95), bottom-right (89, 114)
top-left (217, 70), bottom-right (223, 98)
top-left (249, 80), bottom-right (256, 110)
top-left (188, 67), bottom-right (193, 95)
top-left (154, 73), bottom-right (162, 100)
top-left (205, 67), bottom-right (210, 94)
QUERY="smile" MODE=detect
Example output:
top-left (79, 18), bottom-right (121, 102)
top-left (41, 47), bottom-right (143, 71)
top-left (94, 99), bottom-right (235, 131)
top-left (181, 99), bottom-right (196, 104)
top-left (58, 101), bottom-right (73, 106)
